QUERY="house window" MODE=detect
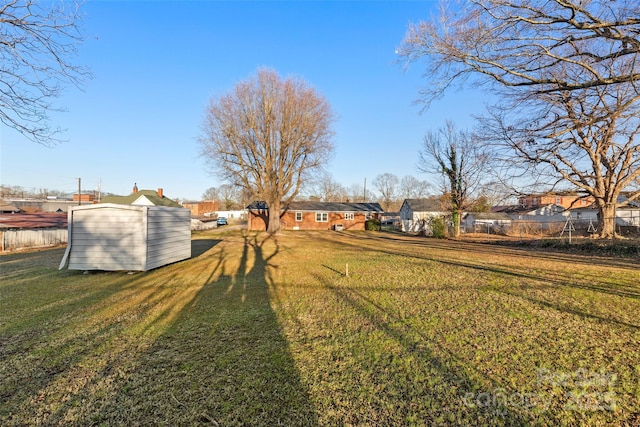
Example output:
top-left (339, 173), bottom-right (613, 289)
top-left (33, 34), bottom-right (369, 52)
top-left (556, 197), bottom-right (562, 204)
top-left (366, 212), bottom-right (372, 220)
top-left (315, 212), bottom-right (328, 222)
top-left (344, 212), bottom-right (354, 220)
top-left (295, 212), bottom-right (303, 222)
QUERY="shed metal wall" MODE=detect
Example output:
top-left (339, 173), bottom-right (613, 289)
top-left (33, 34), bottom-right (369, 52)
top-left (65, 204), bottom-right (191, 271)
top-left (145, 207), bottom-right (191, 270)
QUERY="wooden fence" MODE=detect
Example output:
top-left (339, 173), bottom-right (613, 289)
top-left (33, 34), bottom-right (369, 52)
top-left (1, 229), bottom-right (67, 252)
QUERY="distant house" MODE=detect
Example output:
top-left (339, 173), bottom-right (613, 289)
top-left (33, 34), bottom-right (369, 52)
top-left (101, 187), bottom-right (181, 208)
top-left (569, 194), bottom-right (640, 227)
top-left (493, 204), bottom-right (568, 222)
top-left (398, 198), bottom-right (448, 235)
top-left (72, 193), bottom-right (96, 203)
top-left (518, 192), bottom-right (594, 210)
top-left (246, 201), bottom-right (383, 231)
top-left (462, 212), bottom-right (513, 233)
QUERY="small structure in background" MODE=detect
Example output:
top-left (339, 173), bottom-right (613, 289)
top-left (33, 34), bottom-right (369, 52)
top-left (0, 198), bottom-right (21, 213)
top-left (398, 198), bottom-right (448, 235)
top-left (462, 212), bottom-right (513, 234)
top-left (59, 204), bottom-right (191, 271)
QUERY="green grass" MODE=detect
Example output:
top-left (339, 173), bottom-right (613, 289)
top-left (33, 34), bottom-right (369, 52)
top-left (1, 230), bottom-right (639, 426)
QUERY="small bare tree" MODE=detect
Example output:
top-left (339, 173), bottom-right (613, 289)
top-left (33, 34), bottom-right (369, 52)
top-left (419, 121), bottom-right (488, 238)
top-left (399, 175), bottom-right (431, 201)
top-left (1, 0), bottom-right (89, 145)
top-left (346, 182), bottom-right (374, 203)
top-left (199, 69), bottom-right (335, 233)
top-left (304, 172), bottom-right (347, 202)
top-left (372, 173), bottom-right (400, 212)
top-left (398, 0), bottom-right (640, 238)
top-left (202, 187), bottom-right (219, 201)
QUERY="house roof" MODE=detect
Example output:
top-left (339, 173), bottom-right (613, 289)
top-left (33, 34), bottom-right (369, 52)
top-left (465, 212), bottom-right (513, 221)
top-left (401, 198), bottom-right (445, 212)
top-left (492, 204), bottom-right (564, 215)
top-left (0, 198), bottom-right (21, 213)
top-left (0, 213), bottom-right (67, 229)
top-left (101, 190), bottom-right (181, 208)
top-left (246, 200), bottom-right (384, 212)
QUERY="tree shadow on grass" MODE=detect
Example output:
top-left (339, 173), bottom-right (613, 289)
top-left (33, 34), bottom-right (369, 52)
top-left (191, 238), bottom-right (221, 258)
top-left (87, 233), bottom-right (318, 425)
top-left (0, 235), bottom-right (317, 426)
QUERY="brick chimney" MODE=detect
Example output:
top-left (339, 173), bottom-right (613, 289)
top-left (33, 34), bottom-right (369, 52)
top-left (132, 183), bottom-right (138, 194)
top-left (157, 188), bottom-right (163, 198)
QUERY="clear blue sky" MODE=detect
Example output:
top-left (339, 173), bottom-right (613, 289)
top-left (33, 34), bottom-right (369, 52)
top-left (1, 0), bottom-right (487, 201)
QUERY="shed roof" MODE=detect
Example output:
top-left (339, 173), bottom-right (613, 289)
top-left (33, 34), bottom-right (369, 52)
top-left (101, 190), bottom-right (181, 207)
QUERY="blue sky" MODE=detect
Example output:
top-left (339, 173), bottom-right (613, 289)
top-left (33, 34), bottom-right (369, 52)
top-left (1, 0), bottom-right (488, 201)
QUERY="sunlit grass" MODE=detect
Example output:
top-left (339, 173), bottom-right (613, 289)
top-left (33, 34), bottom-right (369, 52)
top-left (1, 230), bottom-right (639, 425)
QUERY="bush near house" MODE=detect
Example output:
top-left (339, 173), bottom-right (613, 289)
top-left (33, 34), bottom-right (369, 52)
top-left (365, 218), bottom-right (381, 231)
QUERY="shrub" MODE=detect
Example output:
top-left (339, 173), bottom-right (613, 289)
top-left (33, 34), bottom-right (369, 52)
top-left (365, 219), bottom-right (381, 231)
top-left (431, 216), bottom-right (446, 238)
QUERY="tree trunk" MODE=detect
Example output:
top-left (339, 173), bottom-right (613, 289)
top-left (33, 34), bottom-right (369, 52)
top-left (597, 202), bottom-right (616, 239)
top-left (267, 200), bottom-right (282, 234)
top-left (452, 210), bottom-right (461, 238)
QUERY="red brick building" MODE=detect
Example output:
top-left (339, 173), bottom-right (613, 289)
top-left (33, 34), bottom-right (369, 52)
top-left (72, 193), bottom-right (96, 203)
top-left (183, 201), bottom-right (219, 217)
top-left (247, 201), bottom-right (384, 231)
top-left (518, 193), bottom-right (595, 210)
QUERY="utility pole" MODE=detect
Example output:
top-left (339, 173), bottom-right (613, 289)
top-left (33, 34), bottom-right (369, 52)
top-left (363, 177), bottom-right (367, 203)
top-left (77, 177), bottom-right (81, 206)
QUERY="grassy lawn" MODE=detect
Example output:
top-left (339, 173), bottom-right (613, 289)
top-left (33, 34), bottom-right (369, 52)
top-left (1, 230), bottom-right (639, 426)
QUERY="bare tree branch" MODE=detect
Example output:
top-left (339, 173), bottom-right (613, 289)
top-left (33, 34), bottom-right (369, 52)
top-left (400, 0), bottom-right (640, 238)
top-left (1, 0), bottom-right (90, 145)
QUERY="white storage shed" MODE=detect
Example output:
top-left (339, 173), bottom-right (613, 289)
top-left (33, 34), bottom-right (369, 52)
top-left (59, 204), bottom-right (191, 271)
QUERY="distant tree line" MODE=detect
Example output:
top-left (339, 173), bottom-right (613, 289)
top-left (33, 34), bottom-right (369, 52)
top-left (1, 185), bottom-right (71, 199)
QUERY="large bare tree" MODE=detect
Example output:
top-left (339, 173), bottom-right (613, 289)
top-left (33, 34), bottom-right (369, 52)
top-left (1, 0), bottom-right (89, 145)
top-left (419, 121), bottom-right (488, 237)
top-left (199, 69), bottom-right (335, 233)
top-left (398, 0), bottom-right (640, 238)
